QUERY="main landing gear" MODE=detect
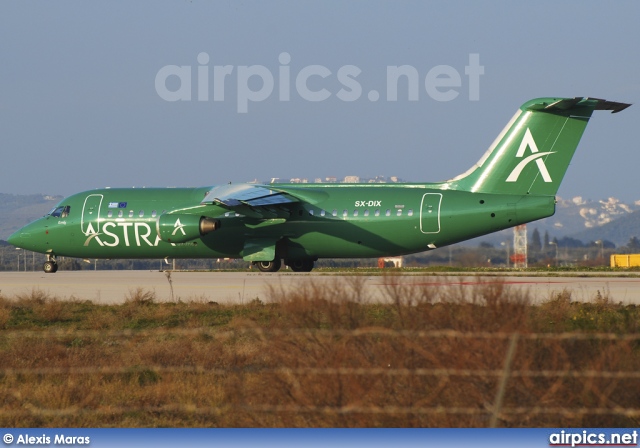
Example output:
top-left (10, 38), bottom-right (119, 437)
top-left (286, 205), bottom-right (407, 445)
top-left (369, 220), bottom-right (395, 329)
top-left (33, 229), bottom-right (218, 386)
top-left (285, 259), bottom-right (315, 272)
top-left (253, 259), bottom-right (315, 273)
top-left (43, 255), bottom-right (58, 273)
top-left (253, 259), bottom-right (282, 273)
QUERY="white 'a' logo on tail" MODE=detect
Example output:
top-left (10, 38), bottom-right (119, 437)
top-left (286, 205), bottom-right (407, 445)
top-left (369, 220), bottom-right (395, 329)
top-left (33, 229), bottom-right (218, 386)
top-left (506, 128), bottom-right (556, 183)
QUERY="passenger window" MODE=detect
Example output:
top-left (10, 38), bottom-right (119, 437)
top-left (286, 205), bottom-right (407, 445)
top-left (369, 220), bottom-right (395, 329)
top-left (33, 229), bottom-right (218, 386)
top-left (107, 210), bottom-right (113, 218)
top-left (408, 209), bottom-right (413, 216)
top-left (128, 210), bottom-right (134, 218)
top-left (353, 210), bottom-right (358, 217)
top-left (397, 209), bottom-right (403, 216)
top-left (151, 210), bottom-right (157, 218)
top-left (375, 209), bottom-right (380, 217)
top-left (309, 210), bottom-right (314, 216)
top-left (118, 210), bottom-right (123, 218)
top-left (385, 209), bottom-right (391, 216)
top-left (343, 210), bottom-right (348, 217)
top-left (139, 210), bottom-right (144, 218)
top-left (364, 210), bottom-right (369, 217)
top-left (332, 209), bottom-right (338, 217)
top-left (320, 210), bottom-right (326, 217)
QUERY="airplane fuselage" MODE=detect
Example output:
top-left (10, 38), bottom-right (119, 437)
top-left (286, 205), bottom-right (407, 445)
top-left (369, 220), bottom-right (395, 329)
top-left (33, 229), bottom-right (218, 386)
top-left (12, 184), bottom-right (555, 261)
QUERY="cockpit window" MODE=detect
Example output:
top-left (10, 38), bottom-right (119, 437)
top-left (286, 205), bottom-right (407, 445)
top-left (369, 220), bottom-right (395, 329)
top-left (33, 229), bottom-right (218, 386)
top-left (48, 205), bottom-right (70, 218)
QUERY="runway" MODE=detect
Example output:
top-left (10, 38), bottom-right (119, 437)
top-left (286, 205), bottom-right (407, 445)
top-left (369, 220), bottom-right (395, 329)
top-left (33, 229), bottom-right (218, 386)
top-left (2, 270), bottom-right (640, 305)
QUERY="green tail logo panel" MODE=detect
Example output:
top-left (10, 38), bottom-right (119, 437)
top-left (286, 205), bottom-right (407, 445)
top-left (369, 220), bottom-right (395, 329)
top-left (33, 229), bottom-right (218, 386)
top-left (420, 193), bottom-right (442, 234)
top-left (505, 127), bottom-right (556, 183)
top-left (444, 97), bottom-right (626, 197)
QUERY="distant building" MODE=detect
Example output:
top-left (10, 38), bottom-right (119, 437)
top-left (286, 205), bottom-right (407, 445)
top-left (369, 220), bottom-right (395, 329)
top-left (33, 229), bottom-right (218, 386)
top-left (265, 175), bottom-right (403, 184)
top-left (378, 257), bottom-right (404, 268)
top-left (367, 175), bottom-right (389, 183)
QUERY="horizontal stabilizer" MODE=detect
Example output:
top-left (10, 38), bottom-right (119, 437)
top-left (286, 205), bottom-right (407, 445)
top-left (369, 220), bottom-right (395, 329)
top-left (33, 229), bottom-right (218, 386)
top-left (524, 97), bottom-right (631, 114)
top-left (593, 98), bottom-right (632, 113)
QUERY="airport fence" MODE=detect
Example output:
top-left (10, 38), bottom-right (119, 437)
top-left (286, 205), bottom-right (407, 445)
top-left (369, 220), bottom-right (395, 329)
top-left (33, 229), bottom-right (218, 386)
top-left (1, 327), bottom-right (639, 427)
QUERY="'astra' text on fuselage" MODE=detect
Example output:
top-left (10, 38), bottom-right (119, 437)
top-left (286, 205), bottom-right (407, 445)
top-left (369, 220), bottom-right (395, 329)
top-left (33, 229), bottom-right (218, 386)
top-left (83, 222), bottom-right (162, 247)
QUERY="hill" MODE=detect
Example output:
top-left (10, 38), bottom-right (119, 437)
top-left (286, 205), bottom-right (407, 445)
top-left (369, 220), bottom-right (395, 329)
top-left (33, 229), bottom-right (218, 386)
top-left (0, 193), bottom-right (63, 240)
top-left (570, 209), bottom-right (640, 247)
top-left (445, 196), bottom-right (640, 248)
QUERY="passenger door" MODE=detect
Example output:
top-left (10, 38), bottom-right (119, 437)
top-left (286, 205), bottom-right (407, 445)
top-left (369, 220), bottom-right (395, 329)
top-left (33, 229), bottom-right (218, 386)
top-left (81, 194), bottom-right (103, 235)
top-left (420, 193), bottom-right (442, 234)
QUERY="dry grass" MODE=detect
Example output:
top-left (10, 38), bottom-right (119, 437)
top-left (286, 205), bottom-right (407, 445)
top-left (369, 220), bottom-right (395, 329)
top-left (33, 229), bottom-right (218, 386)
top-left (0, 277), bottom-right (639, 427)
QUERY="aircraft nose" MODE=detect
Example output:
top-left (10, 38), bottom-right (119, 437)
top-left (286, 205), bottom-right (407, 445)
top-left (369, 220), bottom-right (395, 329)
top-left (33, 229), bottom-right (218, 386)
top-left (7, 229), bottom-right (31, 249)
top-left (7, 226), bottom-right (34, 250)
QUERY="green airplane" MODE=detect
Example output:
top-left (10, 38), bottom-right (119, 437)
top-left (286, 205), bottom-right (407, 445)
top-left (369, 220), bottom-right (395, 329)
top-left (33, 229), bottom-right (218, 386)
top-left (8, 97), bottom-right (630, 273)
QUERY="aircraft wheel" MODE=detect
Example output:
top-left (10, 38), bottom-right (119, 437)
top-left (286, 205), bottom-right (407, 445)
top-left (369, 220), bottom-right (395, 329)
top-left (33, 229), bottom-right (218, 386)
top-left (286, 259), bottom-right (315, 272)
top-left (255, 259), bottom-right (282, 273)
top-left (43, 261), bottom-right (58, 274)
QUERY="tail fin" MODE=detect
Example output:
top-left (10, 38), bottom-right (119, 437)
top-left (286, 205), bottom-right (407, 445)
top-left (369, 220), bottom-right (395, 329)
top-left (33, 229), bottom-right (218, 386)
top-left (445, 97), bottom-right (630, 196)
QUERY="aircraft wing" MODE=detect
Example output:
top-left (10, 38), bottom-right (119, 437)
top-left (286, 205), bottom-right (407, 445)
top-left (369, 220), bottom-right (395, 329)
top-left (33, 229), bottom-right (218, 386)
top-left (201, 184), bottom-right (298, 219)
top-left (202, 183), bottom-right (330, 219)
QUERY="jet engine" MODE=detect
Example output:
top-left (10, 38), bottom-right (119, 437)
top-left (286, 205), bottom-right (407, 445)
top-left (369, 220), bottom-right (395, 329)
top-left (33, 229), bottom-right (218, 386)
top-left (156, 214), bottom-right (220, 243)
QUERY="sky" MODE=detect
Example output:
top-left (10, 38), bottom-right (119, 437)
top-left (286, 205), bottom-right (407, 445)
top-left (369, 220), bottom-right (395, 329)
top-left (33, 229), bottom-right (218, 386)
top-left (1, 1), bottom-right (639, 202)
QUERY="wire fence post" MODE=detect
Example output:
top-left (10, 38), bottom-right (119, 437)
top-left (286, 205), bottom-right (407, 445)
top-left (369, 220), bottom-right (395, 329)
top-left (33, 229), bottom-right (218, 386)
top-left (490, 332), bottom-right (519, 427)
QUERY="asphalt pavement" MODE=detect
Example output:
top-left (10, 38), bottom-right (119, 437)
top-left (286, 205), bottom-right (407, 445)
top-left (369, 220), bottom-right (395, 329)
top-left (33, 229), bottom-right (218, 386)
top-left (2, 270), bottom-right (640, 305)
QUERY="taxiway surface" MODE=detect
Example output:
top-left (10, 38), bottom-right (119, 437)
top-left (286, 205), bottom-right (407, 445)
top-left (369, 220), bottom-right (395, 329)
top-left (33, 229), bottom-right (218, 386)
top-left (1, 271), bottom-right (640, 305)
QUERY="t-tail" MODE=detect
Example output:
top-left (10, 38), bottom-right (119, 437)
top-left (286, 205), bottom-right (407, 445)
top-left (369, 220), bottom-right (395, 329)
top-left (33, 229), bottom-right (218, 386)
top-left (444, 97), bottom-right (631, 196)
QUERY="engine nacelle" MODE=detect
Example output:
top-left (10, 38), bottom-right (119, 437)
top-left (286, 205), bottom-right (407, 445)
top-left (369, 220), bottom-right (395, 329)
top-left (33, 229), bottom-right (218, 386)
top-left (156, 214), bottom-right (220, 243)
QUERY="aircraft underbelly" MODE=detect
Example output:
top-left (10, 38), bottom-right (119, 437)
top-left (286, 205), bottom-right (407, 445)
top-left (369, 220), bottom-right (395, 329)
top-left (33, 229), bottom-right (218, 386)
top-left (284, 221), bottom-right (427, 258)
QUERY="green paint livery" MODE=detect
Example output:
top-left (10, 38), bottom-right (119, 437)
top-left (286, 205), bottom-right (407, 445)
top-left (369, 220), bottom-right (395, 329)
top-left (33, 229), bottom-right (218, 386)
top-left (8, 97), bottom-right (630, 272)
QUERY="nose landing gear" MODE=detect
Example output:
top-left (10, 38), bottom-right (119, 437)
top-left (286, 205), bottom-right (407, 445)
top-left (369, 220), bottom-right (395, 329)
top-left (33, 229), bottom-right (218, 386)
top-left (43, 255), bottom-right (58, 273)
